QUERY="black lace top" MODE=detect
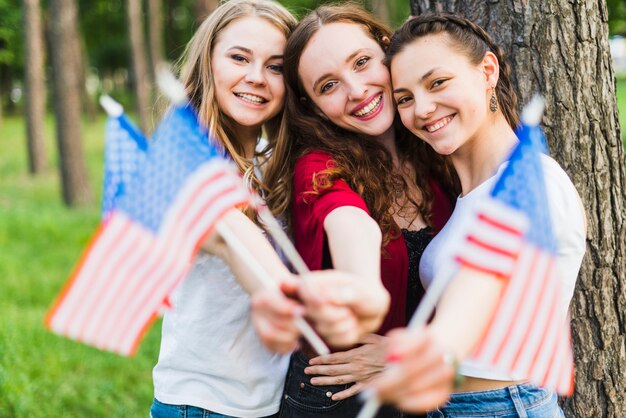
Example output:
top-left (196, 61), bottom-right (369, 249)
top-left (402, 227), bottom-right (434, 320)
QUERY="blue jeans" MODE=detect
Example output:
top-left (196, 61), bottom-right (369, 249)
top-left (150, 398), bottom-right (279, 418)
top-left (427, 383), bottom-right (564, 418)
top-left (279, 350), bottom-right (410, 418)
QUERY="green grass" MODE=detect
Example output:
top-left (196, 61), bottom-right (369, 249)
top-left (0, 115), bottom-right (160, 417)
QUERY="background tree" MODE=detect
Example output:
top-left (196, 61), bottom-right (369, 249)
top-left (126, 0), bottom-right (151, 133)
top-left (22, 0), bottom-right (47, 174)
top-left (195, 0), bottom-right (219, 24)
top-left (148, 0), bottom-right (164, 81)
top-left (367, 0), bottom-right (390, 25)
top-left (410, 1), bottom-right (626, 416)
top-left (48, 0), bottom-right (92, 206)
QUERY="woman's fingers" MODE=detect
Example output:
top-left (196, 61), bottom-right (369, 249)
top-left (250, 289), bottom-right (304, 353)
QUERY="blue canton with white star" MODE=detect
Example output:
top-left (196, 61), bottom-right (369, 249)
top-left (116, 105), bottom-right (225, 232)
top-left (101, 114), bottom-right (149, 216)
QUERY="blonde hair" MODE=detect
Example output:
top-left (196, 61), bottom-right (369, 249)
top-left (177, 0), bottom-right (297, 209)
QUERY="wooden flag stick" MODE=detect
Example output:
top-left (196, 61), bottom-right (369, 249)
top-left (355, 270), bottom-right (453, 418)
top-left (215, 222), bottom-right (330, 356)
top-left (256, 204), bottom-right (311, 275)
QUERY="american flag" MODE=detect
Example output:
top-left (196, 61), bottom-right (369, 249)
top-left (46, 104), bottom-right (252, 356)
top-left (455, 117), bottom-right (574, 395)
top-left (101, 112), bottom-right (148, 216)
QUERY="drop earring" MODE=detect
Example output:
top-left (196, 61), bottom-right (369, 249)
top-left (490, 87), bottom-right (498, 112)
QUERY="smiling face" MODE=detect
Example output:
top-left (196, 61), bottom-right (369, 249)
top-left (211, 16), bottom-right (287, 132)
top-left (297, 22), bottom-right (395, 137)
top-left (390, 33), bottom-right (496, 156)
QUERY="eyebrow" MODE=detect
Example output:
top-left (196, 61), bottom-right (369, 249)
top-left (312, 48), bottom-right (371, 93)
top-left (226, 46), bottom-right (284, 60)
top-left (392, 67), bottom-right (440, 94)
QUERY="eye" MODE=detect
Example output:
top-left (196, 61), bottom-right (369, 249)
top-left (395, 95), bottom-right (413, 107)
top-left (231, 54), bottom-right (248, 63)
top-left (267, 64), bottom-right (283, 74)
top-left (355, 56), bottom-right (370, 69)
top-left (320, 81), bottom-right (337, 94)
top-left (431, 78), bottom-right (447, 89)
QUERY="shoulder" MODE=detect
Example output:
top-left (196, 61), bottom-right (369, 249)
top-left (295, 151), bottom-right (335, 170)
top-left (293, 151), bottom-right (336, 186)
top-left (540, 155), bottom-right (583, 212)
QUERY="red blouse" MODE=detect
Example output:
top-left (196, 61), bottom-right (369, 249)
top-left (292, 151), bottom-right (452, 335)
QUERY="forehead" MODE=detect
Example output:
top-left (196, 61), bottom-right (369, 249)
top-left (391, 34), bottom-right (471, 79)
top-left (299, 22), bottom-right (381, 73)
top-left (214, 16), bottom-right (286, 54)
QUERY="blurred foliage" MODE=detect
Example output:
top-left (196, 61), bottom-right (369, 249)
top-left (0, 0), bottom-right (21, 67)
top-left (2, 0), bottom-right (409, 81)
top-left (0, 0), bottom-right (620, 114)
top-left (608, 0), bottom-right (626, 36)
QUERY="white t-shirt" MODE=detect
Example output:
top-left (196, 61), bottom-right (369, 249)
top-left (152, 252), bottom-right (289, 417)
top-left (419, 154), bottom-right (586, 380)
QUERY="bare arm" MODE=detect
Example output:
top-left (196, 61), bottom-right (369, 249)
top-left (322, 206), bottom-right (390, 335)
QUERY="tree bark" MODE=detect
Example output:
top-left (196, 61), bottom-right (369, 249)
top-left (48, 0), bottom-right (91, 206)
top-left (126, 0), bottom-right (152, 133)
top-left (23, 0), bottom-right (47, 175)
top-left (148, 0), bottom-right (164, 81)
top-left (411, 1), bottom-right (626, 416)
top-left (195, 0), bottom-right (219, 25)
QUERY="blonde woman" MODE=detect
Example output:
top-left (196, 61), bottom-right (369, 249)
top-left (150, 2), bottom-right (297, 417)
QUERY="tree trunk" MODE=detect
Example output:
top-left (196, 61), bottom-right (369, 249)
top-left (148, 0), bottom-right (164, 81)
top-left (370, 0), bottom-right (391, 26)
top-left (410, 1), bottom-right (626, 416)
top-left (23, 0), bottom-right (47, 175)
top-left (195, 0), bottom-right (219, 25)
top-left (48, 0), bottom-right (92, 206)
top-left (126, 0), bottom-right (151, 133)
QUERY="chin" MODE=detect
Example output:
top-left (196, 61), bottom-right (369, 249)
top-left (433, 145), bottom-right (456, 156)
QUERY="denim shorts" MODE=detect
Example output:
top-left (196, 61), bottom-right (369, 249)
top-left (427, 383), bottom-right (564, 418)
top-left (279, 350), bottom-right (410, 418)
top-left (150, 398), bottom-right (279, 418)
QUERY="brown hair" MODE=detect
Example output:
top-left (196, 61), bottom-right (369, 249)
top-left (177, 0), bottom-right (297, 219)
top-left (263, 3), bottom-right (457, 246)
top-left (385, 13), bottom-right (519, 129)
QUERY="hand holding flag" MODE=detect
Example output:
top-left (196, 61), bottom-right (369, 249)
top-left (47, 70), bottom-right (332, 357)
top-left (357, 97), bottom-right (575, 418)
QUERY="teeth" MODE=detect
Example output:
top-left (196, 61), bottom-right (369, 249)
top-left (236, 93), bottom-right (266, 104)
top-left (354, 95), bottom-right (382, 117)
top-left (426, 116), bottom-right (452, 133)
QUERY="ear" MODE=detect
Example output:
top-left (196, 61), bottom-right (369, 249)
top-left (481, 51), bottom-right (500, 88)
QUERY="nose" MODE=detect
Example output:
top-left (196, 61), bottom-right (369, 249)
top-left (345, 78), bottom-right (367, 102)
top-left (244, 63), bottom-right (266, 86)
top-left (413, 94), bottom-right (436, 120)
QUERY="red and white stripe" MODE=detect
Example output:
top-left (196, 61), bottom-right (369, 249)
top-left (46, 160), bottom-right (251, 355)
top-left (457, 199), bottom-right (574, 395)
